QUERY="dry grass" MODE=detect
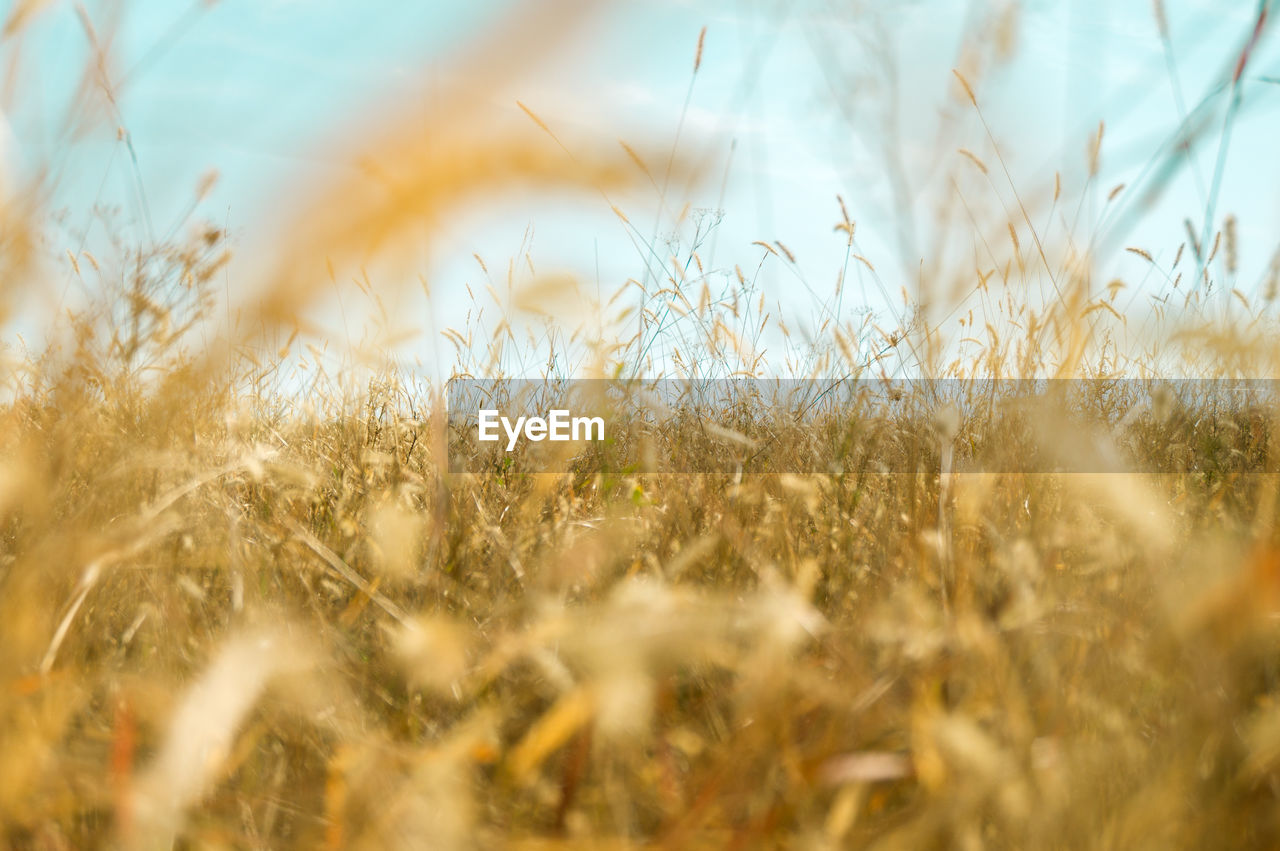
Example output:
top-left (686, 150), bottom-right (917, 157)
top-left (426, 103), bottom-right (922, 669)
top-left (7, 310), bottom-right (1280, 849)
top-left (4, 2), bottom-right (1280, 849)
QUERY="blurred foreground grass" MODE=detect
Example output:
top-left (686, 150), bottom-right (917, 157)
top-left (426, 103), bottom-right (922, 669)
top-left (4, 304), bottom-right (1280, 847)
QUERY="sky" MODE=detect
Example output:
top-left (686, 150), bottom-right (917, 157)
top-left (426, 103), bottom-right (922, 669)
top-left (2, 0), bottom-right (1278, 378)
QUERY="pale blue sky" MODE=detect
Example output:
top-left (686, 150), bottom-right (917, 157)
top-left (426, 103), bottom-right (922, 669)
top-left (4, 0), bottom-right (1278, 376)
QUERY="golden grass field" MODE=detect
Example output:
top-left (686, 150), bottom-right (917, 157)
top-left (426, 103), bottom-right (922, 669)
top-left (3, 1), bottom-right (1280, 848)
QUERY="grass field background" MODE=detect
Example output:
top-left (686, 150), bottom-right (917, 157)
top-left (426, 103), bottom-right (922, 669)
top-left (3, 1), bottom-right (1280, 848)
